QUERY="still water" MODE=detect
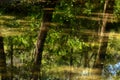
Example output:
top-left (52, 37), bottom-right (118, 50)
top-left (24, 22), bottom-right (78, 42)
top-left (0, 13), bottom-right (120, 80)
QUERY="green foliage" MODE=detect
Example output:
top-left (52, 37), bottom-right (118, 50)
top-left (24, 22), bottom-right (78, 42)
top-left (67, 37), bottom-right (82, 51)
top-left (108, 32), bottom-right (120, 53)
top-left (114, 0), bottom-right (120, 16)
top-left (4, 20), bottom-right (20, 28)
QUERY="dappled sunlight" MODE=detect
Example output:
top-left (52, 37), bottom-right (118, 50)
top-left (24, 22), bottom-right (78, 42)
top-left (45, 65), bottom-right (120, 80)
top-left (0, 15), bottom-right (39, 36)
top-left (45, 66), bottom-right (104, 80)
top-left (0, 15), bottom-right (15, 20)
top-left (76, 13), bottom-right (117, 22)
top-left (0, 0), bottom-right (120, 80)
top-left (0, 27), bottom-right (23, 36)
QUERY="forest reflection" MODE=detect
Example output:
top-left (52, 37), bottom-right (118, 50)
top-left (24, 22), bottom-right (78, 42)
top-left (0, 15), bottom-right (120, 80)
top-left (1, 0), bottom-right (120, 80)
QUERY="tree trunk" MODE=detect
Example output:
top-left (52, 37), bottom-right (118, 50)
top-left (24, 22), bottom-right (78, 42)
top-left (69, 48), bottom-right (73, 80)
top-left (31, 1), bottom-right (59, 80)
top-left (84, 51), bottom-right (89, 67)
top-left (83, 37), bottom-right (89, 68)
top-left (8, 37), bottom-right (13, 80)
top-left (0, 36), bottom-right (8, 80)
top-left (93, 0), bottom-right (115, 74)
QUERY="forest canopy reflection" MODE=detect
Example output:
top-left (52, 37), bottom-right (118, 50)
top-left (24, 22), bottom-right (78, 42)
top-left (0, 0), bottom-right (120, 80)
